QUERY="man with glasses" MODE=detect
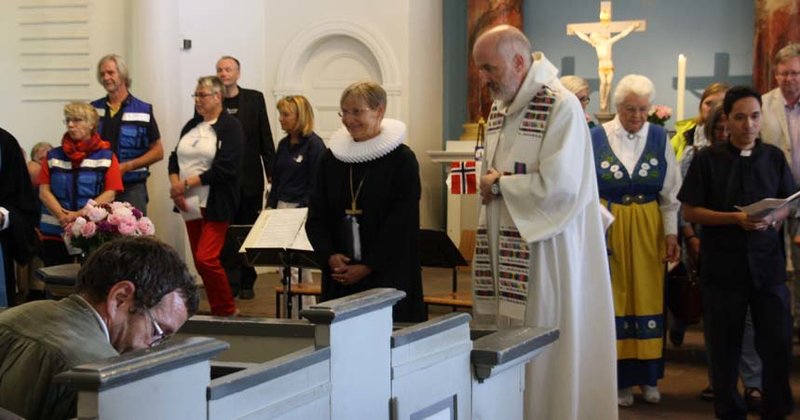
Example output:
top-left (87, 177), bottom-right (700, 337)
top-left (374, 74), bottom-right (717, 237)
top-left (0, 236), bottom-right (198, 419)
top-left (216, 55), bottom-right (275, 300)
top-left (91, 54), bottom-right (164, 215)
top-left (761, 43), bottom-right (800, 337)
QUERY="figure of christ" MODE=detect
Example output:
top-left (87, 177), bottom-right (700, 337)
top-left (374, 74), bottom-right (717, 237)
top-left (572, 21), bottom-right (640, 113)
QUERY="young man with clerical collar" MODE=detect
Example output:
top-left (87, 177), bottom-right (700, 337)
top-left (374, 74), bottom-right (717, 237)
top-left (679, 86), bottom-right (795, 420)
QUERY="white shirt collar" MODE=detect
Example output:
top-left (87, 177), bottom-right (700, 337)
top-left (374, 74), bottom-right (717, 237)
top-left (75, 294), bottom-right (111, 343)
top-left (329, 118), bottom-right (407, 163)
top-left (610, 115), bottom-right (650, 140)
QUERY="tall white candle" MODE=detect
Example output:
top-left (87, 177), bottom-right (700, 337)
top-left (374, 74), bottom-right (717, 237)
top-left (676, 54), bottom-right (686, 121)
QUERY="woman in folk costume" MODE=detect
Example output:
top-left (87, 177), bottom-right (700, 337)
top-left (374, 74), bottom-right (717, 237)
top-left (471, 25), bottom-right (617, 420)
top-left (39, 102), bottom-right (123, 266)
top-left (590, 74), bottom-right (681, 406)
top-left (305, 81), bottom-right (426, 322)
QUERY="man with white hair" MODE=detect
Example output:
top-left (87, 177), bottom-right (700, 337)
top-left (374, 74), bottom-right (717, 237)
top-left (471, 24), bottom-right (617, 419)
top-left (91, 54), bottom-right (164, 215)
top-left (761, 43), bottom-right (800, 337)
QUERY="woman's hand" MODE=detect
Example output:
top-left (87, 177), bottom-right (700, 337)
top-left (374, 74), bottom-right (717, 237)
top-left (328, 253), bottom-right (350, 271)
top-left (331, 263), bottom-right (372, 286)
top-left (58, 209), bottom-right (80, 226)
top-left (172, 195), bottom-right (188, 212)
top-left (169, 178), bottom-right (186, 199)
top-left (664, 234), bottom-right (680, 263)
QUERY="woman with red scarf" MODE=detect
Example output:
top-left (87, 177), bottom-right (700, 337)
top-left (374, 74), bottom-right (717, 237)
top-left (38, 102), bottom-right (123, 265)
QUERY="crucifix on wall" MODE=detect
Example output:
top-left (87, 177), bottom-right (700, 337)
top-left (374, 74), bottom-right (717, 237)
top-left (567, 1), bottom-right (646, 116)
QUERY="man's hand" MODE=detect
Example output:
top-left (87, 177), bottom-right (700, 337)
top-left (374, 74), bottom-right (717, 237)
top-left (736, 212), bottom-right (773, 231)
top-left (479, 168), bottom-right (501, 204)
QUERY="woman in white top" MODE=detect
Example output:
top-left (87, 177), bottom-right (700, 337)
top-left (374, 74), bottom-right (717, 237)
top-left (169, 76), bottom-right (244, 316)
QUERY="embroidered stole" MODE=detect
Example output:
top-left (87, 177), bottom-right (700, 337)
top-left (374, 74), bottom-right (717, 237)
top-left (472, 86), bottom-right (557, 320)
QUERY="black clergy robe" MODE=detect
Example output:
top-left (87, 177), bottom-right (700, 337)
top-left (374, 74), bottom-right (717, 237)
top-left (0, 128), bottom-right (39, 306)
top-left (306, 144), bottom-right (426, 322)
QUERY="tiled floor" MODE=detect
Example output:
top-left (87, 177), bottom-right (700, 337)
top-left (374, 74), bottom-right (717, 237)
top-left (198, 267), bottom-right (800, 420)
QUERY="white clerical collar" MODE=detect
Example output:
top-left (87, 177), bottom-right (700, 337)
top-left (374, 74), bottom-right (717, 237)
top-left (75, 294), bottom-right (111, 343)
top-left (329, 118), bottom-right (407, 163)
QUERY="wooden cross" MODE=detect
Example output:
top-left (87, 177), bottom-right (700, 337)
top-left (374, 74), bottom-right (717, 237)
top-left (566, 1), bottom-right (646, 114)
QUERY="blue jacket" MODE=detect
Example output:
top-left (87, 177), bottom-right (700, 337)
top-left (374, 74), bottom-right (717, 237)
top-left (40, 147), bottom-right (114, 235)
top-left (92, 95), bottom-right (157, 184)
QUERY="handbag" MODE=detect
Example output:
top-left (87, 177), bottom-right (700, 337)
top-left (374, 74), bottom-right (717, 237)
top-left (667, 263), bottom-right (703, 325)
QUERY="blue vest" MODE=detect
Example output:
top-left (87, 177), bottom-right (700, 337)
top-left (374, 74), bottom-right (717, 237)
top-left (91, 95), bottom-right (152, 184)
top-left (40, 147), bottom-right (114, 236)
top-left (591, 124), bottom-right (668, 204)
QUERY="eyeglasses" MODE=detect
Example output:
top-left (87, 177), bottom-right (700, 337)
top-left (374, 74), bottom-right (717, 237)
top-left (621, 105), bottom-right (649, 114)
top-left (192, 92), bottom-right (216, 99)
top-left (776, 71), bottom-right (800, 79)
top-left (63, 117), bottom-right (84, 125)
top-left (338, 108), bottom-right (371, 118)
top-left (577, 96), bottom-right (591, 105)
top-left (144, 308), bottom-right (169, 348)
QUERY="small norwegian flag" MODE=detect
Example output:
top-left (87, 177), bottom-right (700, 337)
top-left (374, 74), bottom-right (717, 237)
top-left (450, 161), bottom-right (477, 195)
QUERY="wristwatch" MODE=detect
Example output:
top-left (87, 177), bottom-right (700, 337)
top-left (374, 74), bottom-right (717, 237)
top-left (490, 180), bottom-right (501, 196)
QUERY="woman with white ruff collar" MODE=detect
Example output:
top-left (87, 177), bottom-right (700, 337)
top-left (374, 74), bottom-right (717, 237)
top-left (305, 81), bottom-right (426, 322)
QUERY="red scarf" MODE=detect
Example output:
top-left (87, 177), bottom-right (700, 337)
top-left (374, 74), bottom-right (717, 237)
top-left (61, 132), bottom-right (111, 166)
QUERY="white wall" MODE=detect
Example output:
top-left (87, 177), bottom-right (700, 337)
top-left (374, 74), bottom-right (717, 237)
top-left (2, 0), bottom-right (446, 261)
top-left (1, 0), bottom-right (128, 154)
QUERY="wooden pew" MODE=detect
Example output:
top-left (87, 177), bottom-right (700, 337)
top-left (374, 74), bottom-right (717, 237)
top-left (57, 288), bottom-right (558, 419)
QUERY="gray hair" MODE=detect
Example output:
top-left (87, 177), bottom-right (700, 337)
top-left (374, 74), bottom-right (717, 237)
top-left (97, 54), bottom-right (132, 88)
top-left (560, 75), bottom-right (590, 95)
top-left (30, 142), bottom-right (53, 161)
top-left (774, 43), bottom-right (800, 66)
top-left (340, 80), bottom-right (387, 109)
top-left (613, 74), bottom-right (655, 107)
top-left (197, 75), bottom-right (226, 97)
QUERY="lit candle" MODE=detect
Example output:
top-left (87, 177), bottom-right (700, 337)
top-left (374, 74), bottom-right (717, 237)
top-left (676, 54), bottom-right (686, 121)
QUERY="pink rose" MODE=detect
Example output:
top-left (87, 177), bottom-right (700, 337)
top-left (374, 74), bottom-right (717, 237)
top-left (118, 220), bottom-right (137, 235)
top-left (85, 205), bottom-right (108, 222)
top-left (113, 207), bottom-right (133, 218)
top-left (80, 221), bottom-right (97, 238)
top-left (137, 217), bottom-right (155, 236)
top-left (107, 214), bottom-right (122, 226)
top-left (70, 217), bottom-right (87, 237)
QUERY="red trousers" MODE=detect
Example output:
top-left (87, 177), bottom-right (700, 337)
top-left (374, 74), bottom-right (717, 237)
top-left (185, 217), bottom-right (237, 316)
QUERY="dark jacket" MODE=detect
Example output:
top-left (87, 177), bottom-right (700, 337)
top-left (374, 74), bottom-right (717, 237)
top-left (169, 112), bottom-right (244, 222)
top-left (0, 128), bottom-right (39, 305)
top-left (232, 87), bottom-right (275, 195)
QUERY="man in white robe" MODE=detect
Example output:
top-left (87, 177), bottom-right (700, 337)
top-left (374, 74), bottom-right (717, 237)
top-left (472, 25), bottom-right (617, 419)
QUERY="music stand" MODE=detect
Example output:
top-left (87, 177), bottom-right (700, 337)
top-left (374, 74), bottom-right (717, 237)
top-left (418, 229), bottom-right (468, 293)
top-left (237, 209), bottom-right (318, 319)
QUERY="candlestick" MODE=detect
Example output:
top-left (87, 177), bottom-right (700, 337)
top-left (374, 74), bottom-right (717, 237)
top-left (677, 54), bottom-right (686, 121)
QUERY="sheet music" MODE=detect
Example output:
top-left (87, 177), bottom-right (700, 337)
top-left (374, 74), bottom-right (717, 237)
top-left (734, 189), bottom-right (800, 218)
top-left (241, 207), bottom-right (313, 252)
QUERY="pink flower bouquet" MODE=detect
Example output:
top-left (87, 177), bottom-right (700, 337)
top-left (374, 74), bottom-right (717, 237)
top-left (65, 200), bottom-right (155, 255)
top-left (647, 105), bottom-right (672, 126)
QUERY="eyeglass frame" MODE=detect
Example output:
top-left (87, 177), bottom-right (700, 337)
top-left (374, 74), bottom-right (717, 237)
top-left (191, 91), bottom-right (218, 99)
top-left (776, 71), bottom-right (800, 79)
top-left (337, 108), bottom-right (372, 118)
top-left (144, 308), bottom-right (169, 348)
top-left (63, 117), bottom-right (85, 125)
